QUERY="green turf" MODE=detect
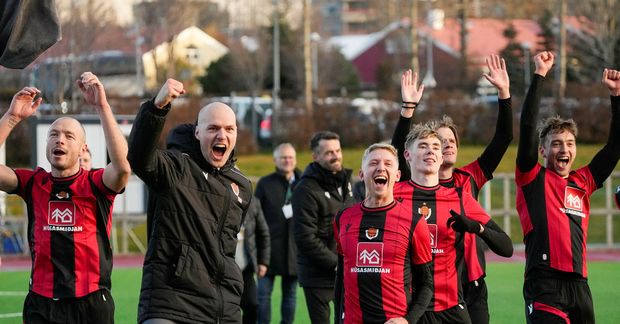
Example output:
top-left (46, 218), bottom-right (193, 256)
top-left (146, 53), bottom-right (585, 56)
top-left (2, 262), bottom-right (620, 323)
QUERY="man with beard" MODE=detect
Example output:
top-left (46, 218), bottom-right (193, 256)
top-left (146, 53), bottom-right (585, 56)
top-left (334, 143), bottom-right (433, 324)
top-left (516, 51), bottom-right (620, 324)
top-left (292, 131), bottom-right (355, 323)
top-left (128, 79), bottom-right (252, 323)
top-left (0, 73), bottom-right (131, 323)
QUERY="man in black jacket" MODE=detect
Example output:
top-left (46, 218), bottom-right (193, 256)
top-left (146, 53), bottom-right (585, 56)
top-left (255, 143), bottom-right (302, 324)
top-left (128, 79), bottom-right (252, 324)
top-left (292, 131), bottom-right (355, 324)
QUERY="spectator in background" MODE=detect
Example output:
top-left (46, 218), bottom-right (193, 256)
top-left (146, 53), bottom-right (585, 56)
top-left (236, 198), bottom-right (270, 324)
top-left (255, 143), bottom-right (302, 324)
top-left (292, 131), bottom-right (355, 323)
top-left (79, 147), bottom-right (92, 171)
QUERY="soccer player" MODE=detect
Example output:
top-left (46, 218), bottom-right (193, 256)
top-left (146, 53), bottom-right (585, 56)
top-left (395, 124), bottom-right (513, 323)
top-left (334, 143), bottom-right (433, 324)
top-left (0, 73), bottom-right (131, 323)
top-left (393, 55), bottom-right (513, 323)
top-left (516, 51), bottom-right (620, 324)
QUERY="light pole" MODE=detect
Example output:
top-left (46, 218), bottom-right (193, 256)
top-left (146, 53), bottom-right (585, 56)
top-left (311, 32), bottom-right (320, 92)
top-left (272, 0), bottom-right (281, 134)
top-left (422, 1), bottom-right (438, 88)
top-left (522, 42), bottom-right (531, 95)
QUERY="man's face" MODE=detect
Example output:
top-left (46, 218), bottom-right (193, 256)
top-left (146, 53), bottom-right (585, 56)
top-left (540, 130), bottom-right (576, 178)
top-left (404, 136), bottom-right (443, 176)
top-left (79, 149), bottom-right (92, 171)
top-left (360, 149), bottom-right (400, 200)
top-left (275, 146), bottom-right (297, 174)
top-left (437, 127), bottom-right (457, 168)
top-left (313, 139), bottom-right (343, 173)
top-left (195, 103), bottom-right (237, 168)
top-left (46, 117), bottom-right (85, 172)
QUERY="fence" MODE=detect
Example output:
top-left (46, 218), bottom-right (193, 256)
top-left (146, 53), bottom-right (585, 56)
top-left (2, 172), bottom-right (620, 256)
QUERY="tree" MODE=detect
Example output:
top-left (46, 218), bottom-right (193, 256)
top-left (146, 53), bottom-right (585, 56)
top-left (499, 23), bottom-right (526, 95)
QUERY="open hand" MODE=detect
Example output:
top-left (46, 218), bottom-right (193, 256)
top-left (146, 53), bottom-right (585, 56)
top-left (482, 55), bottom-right (510, 99)
top-left (401, 69), bottom-right (424, 104)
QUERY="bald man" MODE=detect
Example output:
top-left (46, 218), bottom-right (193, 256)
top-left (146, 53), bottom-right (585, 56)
top-left (0, 73), bottom-right (131, 324)
top-left (128, 79), bottom-right (252, 324)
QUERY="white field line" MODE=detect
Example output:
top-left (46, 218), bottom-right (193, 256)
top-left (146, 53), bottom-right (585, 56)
top-left (0, 312), bottom-right (21, 318)
top-left (0, 291), bottom-right (26, 296)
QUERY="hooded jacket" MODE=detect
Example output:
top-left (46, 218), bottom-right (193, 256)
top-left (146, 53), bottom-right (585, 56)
top-left (128, 101), bottom-right (252, 324)
top-left (292, 162), bottom-right (355, 288)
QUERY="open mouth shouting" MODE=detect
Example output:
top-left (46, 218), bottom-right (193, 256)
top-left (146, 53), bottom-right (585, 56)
top-left (556, 156), bottom-right (570, 169)
top-left (212, 143), bottom-right (228, 161)
top-left (372, 174), bottom-right (389, 191)
top-left (52, 148), bottom-right (67, 157)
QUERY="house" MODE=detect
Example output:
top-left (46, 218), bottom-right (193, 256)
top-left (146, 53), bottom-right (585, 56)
top-left (141, 26), bottom-right (229, 93)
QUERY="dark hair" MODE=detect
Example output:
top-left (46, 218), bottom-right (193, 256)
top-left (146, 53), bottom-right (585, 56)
top-left (426, 115), bottom-right (459, 147)
top-left (310, 131), bottom-right (340, 152)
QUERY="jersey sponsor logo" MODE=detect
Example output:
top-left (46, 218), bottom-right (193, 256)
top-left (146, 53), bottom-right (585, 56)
top-left (365, 227), bottom-right (379, 240)
top-left (48, 201), bottom-right (76, 226)
top-left (418, 203), bottom-right (432, 220)
top-left (428, 224), bottom-right (438, 248)
top-left (356, 242), bottom-right (383, 267)
top-left (564, 187), bottom-right (585, 212)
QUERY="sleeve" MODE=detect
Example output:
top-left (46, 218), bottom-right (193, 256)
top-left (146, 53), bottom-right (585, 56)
top-left (127, 100), bottom-right (180, 189)
top-left (477, 97), bottom-right (513, 179)
top-left (255, 200), bottom-right (271, 267)
top-left (478, 219), bottom-right (514, 258)
top-left (461, 194), bottom-right (491, 225)
top-left (292, 183), bottom-right (338, 268)
top-left (407, 262), bottom-right (433, 322)
top-left (406, 216), bottom-right (433, 322)
top-left (460, 161), bottom-right (490, 193)
top-left (391, 115), bottom-right (413, 181)
top-left (11, 168), bottom-right (35, 197)
top-left (587, 95), bottom-right (620, 188)
top-left (516, 75), bottom-right (546, 174)
top-left (89, 169), bottom-right (119, 199)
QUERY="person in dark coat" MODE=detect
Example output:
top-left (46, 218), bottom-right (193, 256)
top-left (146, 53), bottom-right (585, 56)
top-left (292, 131), bottom-right (355, 324)
top-left (128, 79), bottom-right (252, 324)
top-left (255, 143), bottom-right (302, 324)
top-left (236, 198), bottom-right (270, 324)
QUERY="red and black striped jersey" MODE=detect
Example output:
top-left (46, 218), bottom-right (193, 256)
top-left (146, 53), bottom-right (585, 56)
top-left (334, 200), bottom-right (432, 323)
top-left (440, 160), bottom-right (490, 283)
top-left (516, 163), bottom-right (596, 279)
top-left (394, 180), bottom-right (491, 312)
top-left (13, 167), bottom-right (118, 298)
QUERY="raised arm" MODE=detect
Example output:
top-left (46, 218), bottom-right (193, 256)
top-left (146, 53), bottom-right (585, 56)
top-left (392, 70), bottom-right (424, 179)
top-left (588, 69), bottom-right (620, 186)
top-left (127, 79), bottom-right (186, 185)
top-left (517, 51), bottom-right (554, 172)
top-left (478, 55), bottom-right (513, 176)
top-left (77, 72), bottom-right (130, 192)
top-left (0, 87), bottom-right (41, 192)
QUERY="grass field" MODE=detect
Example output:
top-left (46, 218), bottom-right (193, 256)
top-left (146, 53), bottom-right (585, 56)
top-left (1, 262), bottom-right (620, 323)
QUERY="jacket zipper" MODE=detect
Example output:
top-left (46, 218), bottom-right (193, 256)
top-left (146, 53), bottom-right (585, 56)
top-left (213, 171), bottom-right (231, 323)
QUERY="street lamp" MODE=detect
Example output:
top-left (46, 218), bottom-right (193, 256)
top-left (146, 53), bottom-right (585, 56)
top-left (311, 32), bottom-right (320, 92)
top-left (422, 3), bottom-right (440, 88)
top-left (522, 42), bottom-right (531, 95)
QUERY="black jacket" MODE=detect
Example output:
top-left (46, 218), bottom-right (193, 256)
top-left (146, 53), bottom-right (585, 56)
top-left (292, 162), bottom-right (355, 288)
top-left (254, 169), bottom-right (302, 276)
top-left (242, 199), bottom-right (271, 272)
top-left (128, 101), bottom-right (252, 324)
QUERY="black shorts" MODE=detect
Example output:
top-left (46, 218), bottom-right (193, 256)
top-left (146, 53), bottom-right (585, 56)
top-left (523, 277), bottom-right (594, 324)
top-left (463, 278), bottom-right (489, 324)
top-left (419, 304), bottom-right (472, 324)
top-left (23, 289), bottom-right (115, 324)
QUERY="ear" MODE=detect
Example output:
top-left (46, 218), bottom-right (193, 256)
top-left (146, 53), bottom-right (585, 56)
top-left (312, 151), bottom-right (318, 162)
top-left (194, 126), bottom-right (200, 140)
top-left (539, 145), bottom-right (545, 158)
top-left (395, 169), bottom-right (401, 182)
top-left (358, 169), bottom-right (364, 181)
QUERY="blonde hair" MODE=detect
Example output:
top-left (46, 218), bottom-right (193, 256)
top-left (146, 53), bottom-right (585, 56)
top-left (404, 123), bottom-right (443, 151)
top-left (361, 143), bottom-right (398, 168)
top-left (426, 115), bottom-right (459, 147)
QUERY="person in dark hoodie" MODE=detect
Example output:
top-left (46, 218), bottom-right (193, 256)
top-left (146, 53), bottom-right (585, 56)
top-left (128, 79), bottom-right (252, 324)
top-left (292, 131), bottom-right (355, 324)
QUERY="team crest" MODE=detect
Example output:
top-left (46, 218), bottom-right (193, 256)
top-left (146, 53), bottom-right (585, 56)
top-left (55, 191), bottom-right (70, 199)
top-left (365, 227), bottom-right (379, 240)
top-left (564, 187), bottom-right (585, 212)
top-left (418, 203), bottom-right (432, 220)
top-left (48, 201), bottom-right (76, 226)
